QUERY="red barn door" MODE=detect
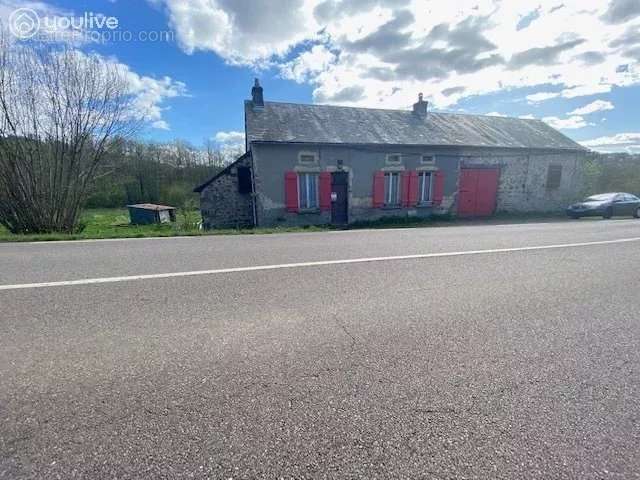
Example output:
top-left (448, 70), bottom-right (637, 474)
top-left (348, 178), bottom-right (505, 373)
top-left (458, 168), bottom-right (499, 217)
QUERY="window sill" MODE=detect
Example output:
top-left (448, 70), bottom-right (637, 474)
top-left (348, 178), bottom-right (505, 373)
top-left (416, 201), bottom-right (433, 208)
top-left (381, 205), bottom-right (402, 210)
top-left (297, 208), bottom-right (321, 214)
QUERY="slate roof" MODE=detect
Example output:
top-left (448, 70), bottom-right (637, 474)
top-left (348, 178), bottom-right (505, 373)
top-left (245, 101), bottom-right (586, 151)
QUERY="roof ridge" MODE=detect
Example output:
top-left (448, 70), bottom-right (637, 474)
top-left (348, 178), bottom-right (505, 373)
top-left (256, 100), bottom-right (542, 123)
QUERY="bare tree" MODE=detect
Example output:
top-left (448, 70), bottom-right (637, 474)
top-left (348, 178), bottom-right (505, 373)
top-left (0, 35), bottom-right (141, 233)
top-left (204, 137), bottom-right (244, 168)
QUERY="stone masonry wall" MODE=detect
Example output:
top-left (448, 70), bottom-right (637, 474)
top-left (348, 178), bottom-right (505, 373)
top-left (200, 155), bottom-right (254, 229)
top-left (461, 150), bottom-right (587, 212)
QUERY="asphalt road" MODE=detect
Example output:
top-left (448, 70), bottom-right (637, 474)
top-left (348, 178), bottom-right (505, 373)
top-left (1, 219), bottom-right (640, 479)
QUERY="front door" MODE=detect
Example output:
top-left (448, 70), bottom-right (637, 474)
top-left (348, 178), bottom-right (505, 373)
top-left (458, 168), bottom-right (499, 217)
top-left (331, 171), bottom-right (349, 225)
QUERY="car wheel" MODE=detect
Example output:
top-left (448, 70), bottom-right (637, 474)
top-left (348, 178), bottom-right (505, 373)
top-left (603, 207), bottom-right (613, 219)
top-left (634, 207), bottom-right (640, 218)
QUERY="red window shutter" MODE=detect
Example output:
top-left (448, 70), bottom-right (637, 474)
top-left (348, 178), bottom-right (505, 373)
top-left (433, 170), bottom-right (445, 205)
top-left (401, 171), bottom-right (411, 207)
top-left (372, 171), bottom-right (385, 208)
top-left (285, 171), bottom-right (298, 212)
top-left (408, 171), bottom-right (419, 206)
top-left (319, 172), bottom-right (332, 211)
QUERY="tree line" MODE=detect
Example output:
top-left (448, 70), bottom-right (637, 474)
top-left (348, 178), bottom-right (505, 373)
top-left (584, 153), bottom-right (640, 197)
top-left (85, 139), bottom-right (240, 209)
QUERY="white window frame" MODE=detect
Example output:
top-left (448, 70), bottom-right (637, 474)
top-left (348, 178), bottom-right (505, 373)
top-left (386, 153), bottom-right (402, 165)
top-left (384, 172), bottom-right (401, 206)
top-left (420, 155), bottom-right (435, 165)
top-left (418, 171), bottom-right (433, 204)
top-left (298, 151), bottom-right (318, 164)
top-left (298, 173), bottom-right (319, 209)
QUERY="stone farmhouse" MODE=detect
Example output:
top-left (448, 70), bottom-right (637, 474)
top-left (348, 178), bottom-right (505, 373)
top-left (195, 80), bottom-right (588, 228)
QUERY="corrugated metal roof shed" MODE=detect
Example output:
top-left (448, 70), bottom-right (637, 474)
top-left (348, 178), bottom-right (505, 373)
top-left (245, 101), bottom-right (586, 151)
top-left (126, 203), bottom-right (176, 211)
top-left (127, 204), bottom-right (176, 225)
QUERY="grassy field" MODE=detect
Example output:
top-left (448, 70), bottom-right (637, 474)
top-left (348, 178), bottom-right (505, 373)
top-left (0, 208), bottom-right (569, 242)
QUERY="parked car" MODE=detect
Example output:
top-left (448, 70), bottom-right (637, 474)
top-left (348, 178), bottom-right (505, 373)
top-left (567, 192), bottom-right (640, 219)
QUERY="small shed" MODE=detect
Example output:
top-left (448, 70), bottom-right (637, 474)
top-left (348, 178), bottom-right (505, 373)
top-left (127, 203), bottom-right (176, 225)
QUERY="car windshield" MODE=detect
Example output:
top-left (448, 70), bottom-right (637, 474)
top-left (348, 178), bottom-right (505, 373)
top-left (584, 194), bottom-right (616, 202)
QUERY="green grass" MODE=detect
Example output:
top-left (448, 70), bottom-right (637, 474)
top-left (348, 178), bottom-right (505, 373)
top-left (0, 208), bottom-right (570, 242)
top-left (0, 208), bottom-right (335, 242)
top-left (0, 209), bottom-right (204, 242)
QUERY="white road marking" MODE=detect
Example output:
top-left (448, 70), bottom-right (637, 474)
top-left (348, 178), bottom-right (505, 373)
top-left (1, 236), bottom-right (639, 291)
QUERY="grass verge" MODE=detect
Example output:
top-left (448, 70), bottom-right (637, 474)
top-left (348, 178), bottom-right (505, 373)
top-left (0, 208), bottom-right (333, 242)
top-left (0, 209), bottom-right (569, 242)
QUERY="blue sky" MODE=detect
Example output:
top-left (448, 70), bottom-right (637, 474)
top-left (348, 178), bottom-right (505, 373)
top-left (2, 0), bottom-right (640, 152)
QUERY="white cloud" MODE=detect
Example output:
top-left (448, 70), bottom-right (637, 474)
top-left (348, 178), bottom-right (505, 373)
top-left (212, 130), bottom-right (245, 159)
top-left (58, 51), bottom-right (186, 130)
top-left (526, 92), bottom-right (560, 103)
top-left (151, 120), bottom-right (170, 130)
top-left (109, 60), bottom-right (187, 129)
top-left (485, 111), bottom-right (507, 117)
top-left (214, 130), bottom-right (245, 144)
top-left (527, 84), bottom-right (616, 104)
top-left (542, 115), bottom-right (593, 129)
top-left (581, 132), bottom-right (640, 152)
top-left (569, 99), bottom-right (614, 115)
top-left (156, 0), bottom-right (640, 115)
top-left (161, 0), bottom-right (316, 65)
top-left (280, 45), bottom-right (336, 83)
top-left (518, 114), bottom-right (536, 119)
top-left (560, 84), bottom-right (613, 98)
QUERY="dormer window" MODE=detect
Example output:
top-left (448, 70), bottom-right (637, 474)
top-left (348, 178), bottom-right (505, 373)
top-left (386, 154), bottom-right (402, 165)
top-left (421, 155), bottom-right (435, 165)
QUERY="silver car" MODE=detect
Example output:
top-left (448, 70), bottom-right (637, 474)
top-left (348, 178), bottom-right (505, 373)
top-left (567, 192), bottom-right (640, 219)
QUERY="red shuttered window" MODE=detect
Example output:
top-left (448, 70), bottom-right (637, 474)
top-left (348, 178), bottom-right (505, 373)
top-left (401, 172), bottom-right (411, 207)
top-left (410, 171), bottom-right (419, 206)
top-left (403, 171), bottom-right (419, 207)
top-left (432, 171), bottom-right (445, 205)
top-left (319, 172), bottom-right (331, 211)
top-left (285, 171), bottom-right (298, 212)
top-left (372, 171), bottom-right (385, 207)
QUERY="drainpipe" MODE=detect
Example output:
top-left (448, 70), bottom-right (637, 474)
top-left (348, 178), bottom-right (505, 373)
top-left (250, 150), bottom-right (258, 227)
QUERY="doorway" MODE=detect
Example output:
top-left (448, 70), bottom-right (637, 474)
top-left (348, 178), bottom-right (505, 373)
top-left (331, 171), bottom-right (349, 225)
top-left (458, 168), bottom-right (499, 217)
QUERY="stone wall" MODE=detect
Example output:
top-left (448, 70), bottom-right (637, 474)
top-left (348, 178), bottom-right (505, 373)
top-left (461, 150), bottom-right (587, 212)
top-left (200, 155), bottom-right (254, 229)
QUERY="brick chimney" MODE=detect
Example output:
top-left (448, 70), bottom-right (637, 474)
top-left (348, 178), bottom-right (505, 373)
top-left (412, 93), bottom-right (428, 118)
top-left (251, 78), bottom-right (264, 109)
